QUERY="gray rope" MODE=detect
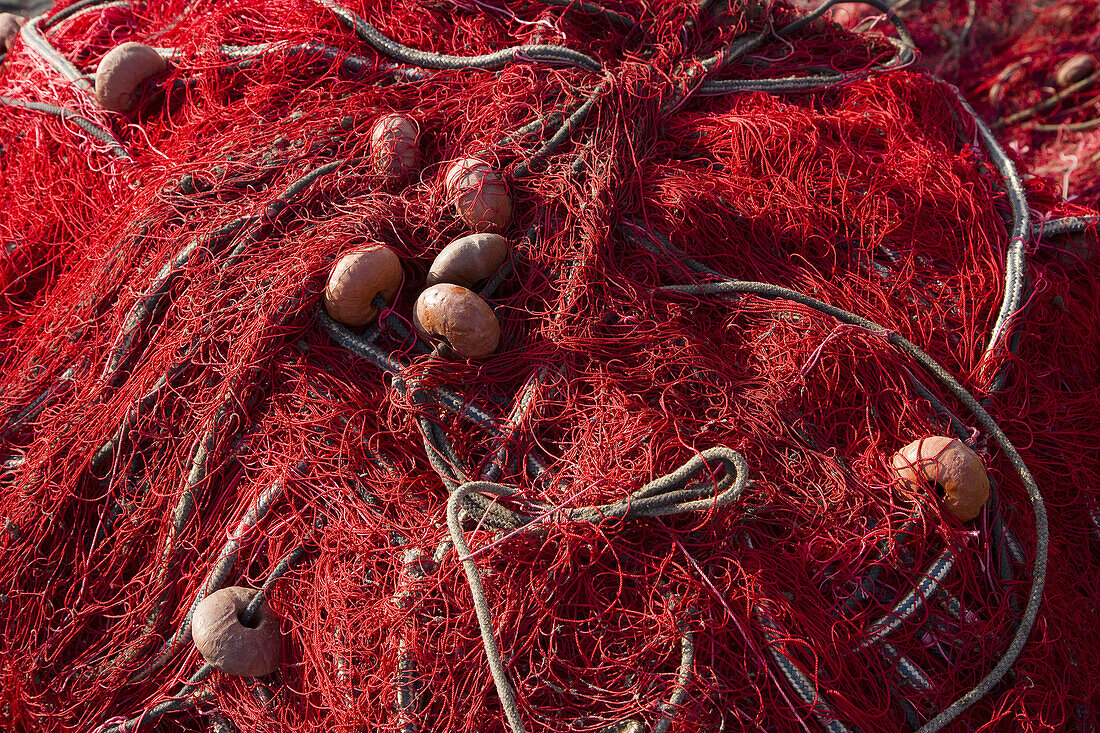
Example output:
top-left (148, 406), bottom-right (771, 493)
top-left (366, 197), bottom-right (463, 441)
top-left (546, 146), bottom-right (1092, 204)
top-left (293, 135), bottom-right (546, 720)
top-left (946, 89), bottom-right (1030, 371)
top-left (487, 113), bottom-right (565, 158)
top-left (557, 446), bottom-right (748, 521)
top-left (478, 257), bottom-right (515, 301)
top-left (653, 627), bottom-right (695, 733)
top-left (859, 549), bottom-right (956, 649)
top-left (223, 41), bottom-right (430, 80)
top-left (19, 15), bottom-right (93, 89)
top-left (1, 364), bottom-right (78, 437)
top-left (513, 83), bottom-right (606, 179)
top-left (480, 367), bottom-right (549, 482)
top-left (317, 309), bottom-right (541, 527)
top-left (41, 0), bottom-right (126, 30)
top-left (1031, 214), bottom-right (1100, 239)
top-left (97, 664), bottom-right (215, 733)
top-left (696, 32), bottom-right (765, 73)
top-left (221, 42), bottom-right (374, 74)
top-left (222, 159), bottom-right (344, 266)
top-left (241, 543), bottom-right (309, 625)
top-left (446, 448), bottom-right (747, 732)
top-left (831, 510), bottom-right (985, 703)
top-left (210, 713), bottom-right (237, 733)
top-left (143, 420), bottom-right (221, 618)
top-left (679, 0), bottom-right (719, 40)
top-left (897, 696), bottom-right (925, 731)
top-left (997, 69), bottom-right (1100, 128)
top-left (836, 515), bottom-right (920, 618)
top-left (90, 363), bottom-right (191, 472)
top-left (0, 95), bottom-right (129, 159)
top-left (393, 547), bottom-right (440, 733)
top-left (401, 372), bottom-right (468, 491)
top-left (404, 365), bottom-right (537, 529)
top-left (313, 0), bottom-right (602, 72)
top-left (777, 0), bottom-right (899, 40)
top-left (447, 482), bottom-right (528, 733)
top-left (989, 489), bottom-right (1024, 617)
top-left (85, 425), bottom-right (219, 678)
top-left (696, 0), bottom-right (914, 82)
top-left (103, 160), bottom-right (343, 385)
top-left (596, 721), bottom-right (644, 733)
top-left (906, 375), bottom-right (971, 441)
top-left (316, 309), bottom-right (507, 439)
top-left (699, 37), bottom-right (913, 94)
top-left (101, 216), bottom-right (251, 383)
top-left (754, 599), bottom-right (851, 733)
top-left (880, 643), bottom-right (933, 693)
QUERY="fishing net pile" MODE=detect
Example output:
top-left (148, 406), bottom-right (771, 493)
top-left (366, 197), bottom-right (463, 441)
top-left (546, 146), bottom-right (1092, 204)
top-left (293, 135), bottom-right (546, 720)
top-left (1, 0), bottom-right (1098, 731)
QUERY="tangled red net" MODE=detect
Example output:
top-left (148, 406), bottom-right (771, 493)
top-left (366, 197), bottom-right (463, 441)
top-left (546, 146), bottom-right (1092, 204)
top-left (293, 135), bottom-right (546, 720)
top-left (0, 0), bottom-right (1098, 731)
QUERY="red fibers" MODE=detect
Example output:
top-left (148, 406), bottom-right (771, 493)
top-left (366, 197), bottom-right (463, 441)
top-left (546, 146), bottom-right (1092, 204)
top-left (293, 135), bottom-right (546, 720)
top-left (0, 0), bottom-right (1098, 731)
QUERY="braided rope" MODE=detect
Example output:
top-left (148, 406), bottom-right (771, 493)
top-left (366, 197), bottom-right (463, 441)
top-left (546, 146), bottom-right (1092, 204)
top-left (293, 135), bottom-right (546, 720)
top-left (446, 448), bottom-right (748, 732)
top-left (313, 0), bottom-right (603, 73)
top-left (1032, 214), bottom-right (1100, 239)
top-left (755, 598), bottom-right (852, 733)
top-left (19, 15), bottom-right (92, 89)
top-left (0, 95), bottom-right (128, 159)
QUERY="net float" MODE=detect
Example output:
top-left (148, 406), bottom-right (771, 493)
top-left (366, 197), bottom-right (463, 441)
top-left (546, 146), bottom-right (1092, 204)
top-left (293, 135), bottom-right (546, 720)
top-left (425, 233), bottom-right (509, 289)
top-left (191, 587), bottom-right (282, 677)
top-left (324, 244), bottom-right (403, 327)
top-left (1054, 53), bottom-right (1096, 88)
top-left (828, 3), bottom-right (877, 29)
top-left (414, 283), bottom-right (500, 358)
top-left (370, 113), bottom-right (420, 181)
top-left (890, 436), bottom-right (990, 522)
top-left (443, 157), bottom-right (513, 233)
top-left (94, 42), bottom-right (167, 112)
top-left (0, 13), bottom-right (24, 51)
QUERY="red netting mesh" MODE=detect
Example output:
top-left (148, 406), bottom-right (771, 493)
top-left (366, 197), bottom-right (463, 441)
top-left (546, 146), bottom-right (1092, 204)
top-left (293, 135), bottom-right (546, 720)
top-left (0, 0), bottom-right (1098, 731)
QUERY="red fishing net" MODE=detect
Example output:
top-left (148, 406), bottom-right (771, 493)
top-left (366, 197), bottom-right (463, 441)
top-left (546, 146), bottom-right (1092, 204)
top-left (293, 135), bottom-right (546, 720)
top-left (0, 0), bottom-right (1098, 731)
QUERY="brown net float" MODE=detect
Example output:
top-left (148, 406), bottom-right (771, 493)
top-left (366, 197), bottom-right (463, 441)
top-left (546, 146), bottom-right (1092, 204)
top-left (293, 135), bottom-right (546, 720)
top-left (425, 232), bottom-right (510, 289)
top-left (443, 157), bottom-right (513, 233)
top-left (890, 436), bottom-right (991, 522)
top-left (93, 42), bottom-right (167, 112)
top-left (369, 113), bottom-right (420, 181)
top-left (191, 586), bottom-right (283, 677)
top-left (413, 283), bottom-right (500, 358)
top-left (323, 244), bottom-right (404, 327)
top-left (0, 13), bottom-right (24, 52)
